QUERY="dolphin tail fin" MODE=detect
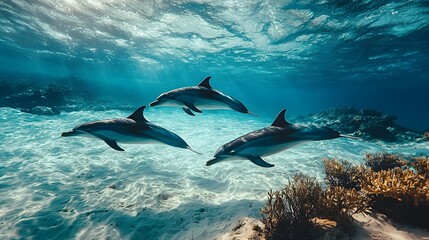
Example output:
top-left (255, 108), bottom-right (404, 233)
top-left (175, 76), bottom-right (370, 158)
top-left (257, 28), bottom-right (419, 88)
top-left (187, 146), bottom-right (202, 155)
top-left (247, 111), bottom-right (258, 117)
top-left (339, 134), bottom-right (361, 140)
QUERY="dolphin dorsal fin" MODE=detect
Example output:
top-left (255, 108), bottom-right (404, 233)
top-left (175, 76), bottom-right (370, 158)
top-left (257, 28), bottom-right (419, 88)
top-left (127, 106), bottom-right (148, 122)
top-left (197, 76), bottom-right (212, 88)
top-left (271, 109), bottom-right (290, 127)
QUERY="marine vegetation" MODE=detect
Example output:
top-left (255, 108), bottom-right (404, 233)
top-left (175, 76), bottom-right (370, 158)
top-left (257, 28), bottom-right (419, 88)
top-left (261, 152), bottom-right (429, 240)
top-left (364, 152), bottom-right (408, 171)
top-left (325, 153), bottom-right (429, 229)
top-left (260, 174), bottom-right (368, 240)
top-left (424, 131), bottom-right (429, 141)
top-left (323, 159), bottom-right (365, 190)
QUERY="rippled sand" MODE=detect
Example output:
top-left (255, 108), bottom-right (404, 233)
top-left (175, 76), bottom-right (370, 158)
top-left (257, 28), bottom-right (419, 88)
top-left (0, 107), bottom-right (427, 239)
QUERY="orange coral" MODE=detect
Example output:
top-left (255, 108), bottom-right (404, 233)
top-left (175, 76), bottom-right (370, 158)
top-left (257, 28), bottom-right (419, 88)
top-left (412, 156), bottom-right (429, 175)
top-left (360, 168), bottom-right (429, 206)
top-left (323, 159), bottom-right (365, 190)
top-left (364, 152), bottom-right (407, 171)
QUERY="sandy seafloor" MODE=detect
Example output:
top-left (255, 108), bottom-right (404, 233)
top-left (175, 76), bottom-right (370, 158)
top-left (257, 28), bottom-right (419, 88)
top-left (0, 107), bottom-right (428, 240)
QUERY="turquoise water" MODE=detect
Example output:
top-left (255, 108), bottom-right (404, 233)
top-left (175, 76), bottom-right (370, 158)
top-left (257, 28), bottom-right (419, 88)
top-left (1, 0), bottom-right (429, 239)
top-left (1, 0), bottom-right (428, 130)
top-left (1, 107), bottom-right (427, 239)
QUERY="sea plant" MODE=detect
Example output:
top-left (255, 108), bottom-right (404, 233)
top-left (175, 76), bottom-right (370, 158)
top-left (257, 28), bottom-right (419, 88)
top-left (260, 174), bottom-right (369, 240)
top-left (411, 156), bottom-right (429, 175)
top-left (261, 174), bottom-right (322, 240)
top-left (423, 131), bottom-right (429, 141)
top-left (319, 186), bottom-right (369, 226)
top-left (261, 152), bottom-right (429, 238)
top-left (359, 164), bottom-right (429, 229)
top-left (323, 159), bottom-right (365, 190)
top-left (364, 152), bottom-right (407, 172)
top-left (323, 152), bottom-right (429, 230)
top-left (360, 168), bottom-right (429, 207)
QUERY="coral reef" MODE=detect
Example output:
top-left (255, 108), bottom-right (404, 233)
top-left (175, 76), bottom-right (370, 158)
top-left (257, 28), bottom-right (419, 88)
top-left (1, 81), bottom-right (71, 111)
top-left (261, 153), bottom-right (429, 240)
top-left (323, 159), bottom-right (365, 190)
top-left (0, 76), bottom-right (135, 115)
top-left (319, 186), bottom-right (369, 226)
top-left (324, 153), bottom-right (429, 230)
top-left (260, 174), bottom-right (368, 240)
top-left (360, 168), bottom-right (429, 206)
top-left (364, 152), bottom-right (408, 172)
top-left (293, 107), bottom-right (421, 142)
top-left (424, 131), bottom-right (429, 141)
top-left (412, 156), bottom-right (429, 175)
top-left (260, 174), bottom-right (323, 240)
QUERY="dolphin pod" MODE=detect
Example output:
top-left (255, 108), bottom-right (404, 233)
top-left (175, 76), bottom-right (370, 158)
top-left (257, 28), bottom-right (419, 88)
top-left (206, 109), bottom-right (359, 167)
top-left (61, 106), bottom-right (200, 154)
top-left (150, 76), bottom-right (255, 116)
top-left (62, 76), bottom-right (358, 167)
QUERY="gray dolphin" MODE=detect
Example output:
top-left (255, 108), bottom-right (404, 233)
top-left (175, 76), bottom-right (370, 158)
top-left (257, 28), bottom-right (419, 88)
top-left (149, 76), bottom-right (255, 116)
top-left (61, 106), bottom-right (200, 154)
top-left (206, 109), bottom-right (359, 167)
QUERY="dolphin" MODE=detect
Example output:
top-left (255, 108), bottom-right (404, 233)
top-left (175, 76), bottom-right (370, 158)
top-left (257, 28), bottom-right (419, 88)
top-left (61, 106), bottom-right (200, 154)
top-left (206, 109), bottom-right (359, 167)
top-left (149, 76), bottom-right (255, 116)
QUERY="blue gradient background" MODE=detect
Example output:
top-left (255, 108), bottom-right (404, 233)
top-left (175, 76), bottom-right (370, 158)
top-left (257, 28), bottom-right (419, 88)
top-left (1, 0), bottom-right (428, 130)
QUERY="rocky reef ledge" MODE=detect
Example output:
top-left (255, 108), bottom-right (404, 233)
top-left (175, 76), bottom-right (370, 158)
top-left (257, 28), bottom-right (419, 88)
top-left (0, 78), bottom-right (134, 115)
top-left (292, 107), bottom-right (424, 142)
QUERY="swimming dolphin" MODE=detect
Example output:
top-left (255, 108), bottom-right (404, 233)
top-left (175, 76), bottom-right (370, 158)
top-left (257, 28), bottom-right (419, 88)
top-left (206, 109), bottom-right (359, 167)
top-left (61, 106), bottom-right (200, 154)
top-left (149, 76), bottom-right (255, 116)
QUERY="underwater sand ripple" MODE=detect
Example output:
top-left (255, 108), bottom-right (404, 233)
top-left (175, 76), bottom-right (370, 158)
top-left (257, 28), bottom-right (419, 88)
top-left (0, 107), bottom-right (428, 239)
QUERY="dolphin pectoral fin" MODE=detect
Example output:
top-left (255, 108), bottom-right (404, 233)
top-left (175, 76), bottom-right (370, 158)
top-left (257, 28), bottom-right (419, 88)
top-left (91, 132), bottom-right (125, 151)
top-left (185, 103), bottom-right (202, 113)
top-left (182, 107), bottom-right (195, 116)
top-left (246, 155), bottom-right (274, 168)
top-left (104, 139), bottom-right (125, 151)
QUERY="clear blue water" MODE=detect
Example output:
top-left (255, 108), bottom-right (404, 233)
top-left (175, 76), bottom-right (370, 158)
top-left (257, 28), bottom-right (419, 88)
top-left (1, 0), bottom-right (428, 130)
top-left (1, 0), bottom-right (429, 239)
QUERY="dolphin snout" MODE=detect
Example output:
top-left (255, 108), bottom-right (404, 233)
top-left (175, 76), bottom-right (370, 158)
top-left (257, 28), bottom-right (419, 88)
top-left (61, 130), bottom-right (80, 137)
top-left (149, 100), bottom-right (160, 107)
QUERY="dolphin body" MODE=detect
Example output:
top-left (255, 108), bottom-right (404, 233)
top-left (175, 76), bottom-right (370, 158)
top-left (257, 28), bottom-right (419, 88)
top-left (206, 109), bottom-right (358, 167)
top-left (61, 106), bottom-right (200, 153)
top-left (150, 76), bottom-right (254, 116)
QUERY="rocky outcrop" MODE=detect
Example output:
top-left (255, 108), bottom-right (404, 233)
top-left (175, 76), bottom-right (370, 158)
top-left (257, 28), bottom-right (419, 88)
top-left (0, 80), bottom-right (71, 114)
top-left (0, 78), bottom-right (134, 115)
top-left (292, 107), bottom-right (423, 142)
